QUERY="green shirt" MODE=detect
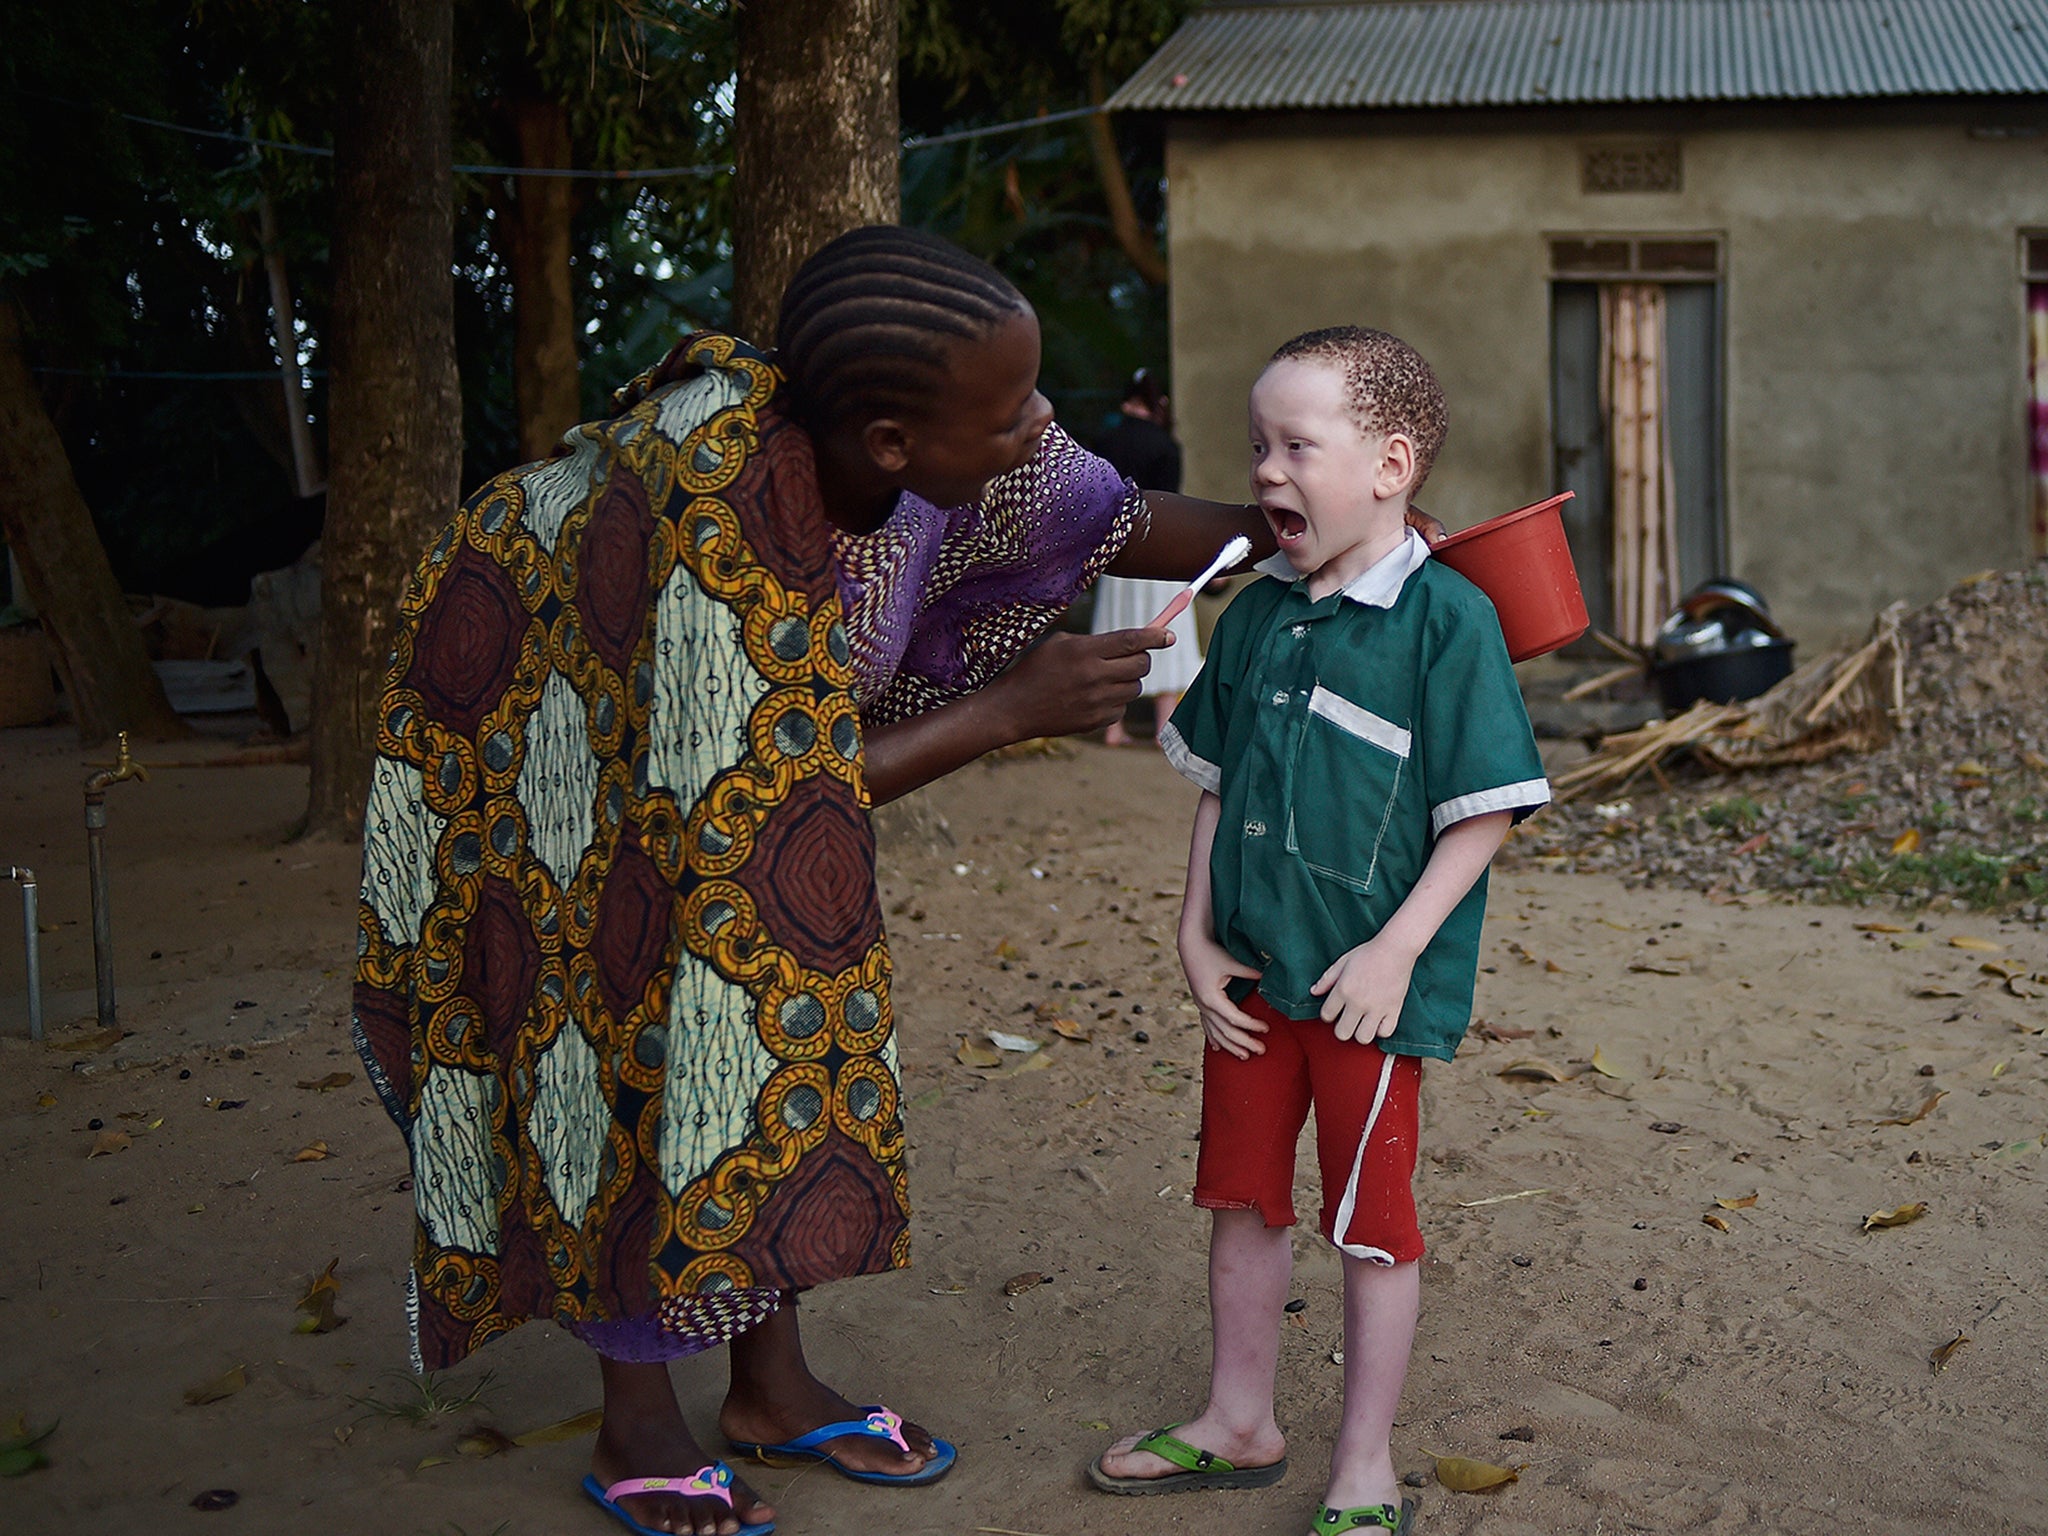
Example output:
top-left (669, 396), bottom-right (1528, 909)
top-left (1161, 533), bottom-right (1549, 1061)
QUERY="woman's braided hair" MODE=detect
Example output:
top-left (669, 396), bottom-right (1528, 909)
top-left (775, 225), bottom-right (1025, 432)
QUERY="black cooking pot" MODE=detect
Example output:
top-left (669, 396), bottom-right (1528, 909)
top-left (1654, 638), bottom-right (1796, 712)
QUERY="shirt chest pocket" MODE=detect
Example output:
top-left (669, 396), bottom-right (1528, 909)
top-left (1284, 684), bottom-right (1410, 896)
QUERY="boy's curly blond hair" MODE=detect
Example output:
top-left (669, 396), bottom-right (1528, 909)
top-left (1270, 326), bottom-right (1448, 491)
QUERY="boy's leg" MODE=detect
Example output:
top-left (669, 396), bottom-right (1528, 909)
top-left (1095, 1207), bottom-right (1291, 1477)
top-left (1301, 1036), bottom-right (1425, 1516)
top-left (1324, 1254), bottom-right (1420, 1513)
top-left (1097, 997), bottom-right (1310, 1481)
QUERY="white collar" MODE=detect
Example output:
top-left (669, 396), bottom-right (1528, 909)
top-left (1252, 527), bottom-right (1431, 609)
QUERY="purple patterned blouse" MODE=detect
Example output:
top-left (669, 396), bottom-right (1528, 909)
top-left (831, 421), bottom-right (1150, 724)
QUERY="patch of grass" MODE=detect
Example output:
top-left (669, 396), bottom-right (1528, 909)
top-left (350, 1370), bottom-right (495, 1426)
top-left (1825, 847), bottom-right (2047, 912)
top-left (1701, 795), bottom-right (1764, 833)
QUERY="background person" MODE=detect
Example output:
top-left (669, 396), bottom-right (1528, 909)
top-left (1088, 369), bottom-right (1201, 746)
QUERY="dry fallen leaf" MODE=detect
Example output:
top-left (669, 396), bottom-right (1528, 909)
top-left (1049, 1016), bottom-right (1092, 1043)
top-left (291, 1141), bottom-right (331, 1163)
top-left (987, 1030), bottom-right (1041, 1053)
top-left (1433, 1455), bottom-right (1525, 1493)
top-left (1878, 1090), bottom-right (1947, 1127)
top-left (1862, 1202), bottom-right (1929, 1233)
top-left (1002, 1052), bottom-right (1053, 1078)
top-left (955, 1036), bottom-right (1002, 1069)
top-left (1949, 936), bottom-right (2003, 953)
top-left (295, 1258), bottom-right (348, 1334)
top-left (1891, 829), bottom-right (1922, 854)
top-left (1589, 1047), bottom-right (1624, 1079)
top-left (1913, 984), bottom-right (1964, 999)
top-left (183, 1366), bottom-right (248, 1406)
top-left (1498, 1059), bottom-right (1571, 1083)
top-left (33, 1092), bottom-right (56, 1109)
top-left (295, 1072), bottom-right (353, 1092)
top-left (1701, 1213), bottom-right (1732, 1233)
top-left (1930, 1332), bottom-right (1970, 1372)
top-left (1980, 959), bottom-right (2025, 979)
top-left (1855, 921), bottom-right (1908, 934)
top-left (87, 1129), bottom-right (131, 1158)
top-left (1628, 959), bottom-right (1688, 976)
top-left (993, 940), bottom-right (1023, 962)
top-left (456, 1427), bottom-right (518, 1460)
top-left (1715, 1193), bottom-right (1759, 1210)
top-left (1001, 1271), bottom-right (1051, 1297)
top-left (294, 1289), bottom-right (346, 1335)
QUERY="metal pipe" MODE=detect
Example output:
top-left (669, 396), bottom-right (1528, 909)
top-left (83, 732), bottom-right (148, 1034)
top-left (4, 866), bottom-right (38, 1041)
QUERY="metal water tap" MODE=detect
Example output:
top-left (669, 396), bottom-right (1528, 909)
top-left (85, 731), bottom-right (151, 795)
top-left (84, 730), bottom-right (150, 1032)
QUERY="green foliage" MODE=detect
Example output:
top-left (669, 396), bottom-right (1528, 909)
top-left (1828, 848), bottom-right (2047, 913)
top-left (901, 0), bottom-right (1199, 429)
top-left (4, 0), bottom-right (1206, 591)
top-left (1700, 795), bottom-right (1764, 832)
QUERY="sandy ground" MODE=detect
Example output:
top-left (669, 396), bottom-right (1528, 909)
top-left (2, 723), bottom-right (2046, 1536)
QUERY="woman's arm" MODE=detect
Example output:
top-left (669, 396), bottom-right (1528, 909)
top-left (1106, 493), bottom-right (1273, 580)
top-left (1108, 492), bottom-right (1447, 581)
top-left (862, 625), bottom-right (1171, 804)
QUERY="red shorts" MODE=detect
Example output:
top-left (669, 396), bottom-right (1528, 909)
top-left (1194, 992), bottom-right (1425, 1264)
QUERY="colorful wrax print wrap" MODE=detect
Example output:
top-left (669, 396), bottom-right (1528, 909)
top-left (353, 334), bottom-right (909, 1371)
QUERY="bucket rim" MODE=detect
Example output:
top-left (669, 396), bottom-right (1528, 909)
top-left (1434, 491), bottom-right (1575, 552)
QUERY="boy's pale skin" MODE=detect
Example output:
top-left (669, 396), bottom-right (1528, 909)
top-left (1097, 356), bottom-right (1511, 1517)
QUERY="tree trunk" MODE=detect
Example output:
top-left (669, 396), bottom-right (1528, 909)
top-left (502, 97), bottom-right (582, 463)
top-left (306, 0), bottom-right (460, 838)
top-left (731, 0), bottom-right (900, 348)
top-left (0, 294), bottom-right (186, 745)
top-left (1086, 66), bottom-right (1169, 287)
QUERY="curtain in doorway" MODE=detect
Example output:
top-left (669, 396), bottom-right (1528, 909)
top-left (2029, 285), bottom-right (2048, 557)
top-left (1600, 284), bottom-right (1682, 647)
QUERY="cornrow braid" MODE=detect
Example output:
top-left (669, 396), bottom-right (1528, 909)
top-left (775, 225), bottom-right (1025, 432)
top-left (1271, 325), bottom-right (1449, 491)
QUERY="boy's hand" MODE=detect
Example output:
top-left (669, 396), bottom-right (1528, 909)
top-left (1309, 934), bottom-right (1419, 1043)
top-left (1179, 926), bottom-right (1266, 1059)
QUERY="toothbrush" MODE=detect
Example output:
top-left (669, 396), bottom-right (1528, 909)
top-left (1148, 534), bottom-right (1253, 629)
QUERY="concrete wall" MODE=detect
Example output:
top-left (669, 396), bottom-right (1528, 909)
top-left (1164, 110), bottom-right (2047, 644)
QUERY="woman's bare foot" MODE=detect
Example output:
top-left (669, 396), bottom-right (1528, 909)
top-left (593, 1358), bottom-right (773, 1536)
top-left (1094, 1411), bottom-right (1286, 1483)
top-left (722, 1300), bottom-right (942, 1480)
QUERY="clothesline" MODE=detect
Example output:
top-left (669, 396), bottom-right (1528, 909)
top-left (21, 92), bottom-right (1109, 181)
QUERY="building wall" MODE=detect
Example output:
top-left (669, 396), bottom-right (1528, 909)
top-left (1165, 113), bottom-right (2046, 643)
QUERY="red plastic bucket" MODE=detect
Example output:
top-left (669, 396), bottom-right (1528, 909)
top-left (1430, 492), bottom-right (1589, 662)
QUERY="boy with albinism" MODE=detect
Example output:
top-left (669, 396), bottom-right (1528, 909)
top-left (1090, 327), bottom-right (1550, 1534)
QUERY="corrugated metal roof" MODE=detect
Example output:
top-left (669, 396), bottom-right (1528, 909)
top-left (1107, 0), bottom-right (2048, 111)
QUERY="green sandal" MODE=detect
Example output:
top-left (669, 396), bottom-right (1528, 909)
top-left (1087, 1425), bottom-right (1289, 1495)
top-left (1312, 1495), bottom-right (1417, 1534)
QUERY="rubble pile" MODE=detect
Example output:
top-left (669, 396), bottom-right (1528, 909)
top-left (1511, 564), bottom-right (2048, 920)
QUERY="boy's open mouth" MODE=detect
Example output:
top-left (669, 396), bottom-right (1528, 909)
top-left (1265, 505), bottom-right (1309, 545)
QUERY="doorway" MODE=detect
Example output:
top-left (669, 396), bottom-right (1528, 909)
top-left (1549, 236), bottom-right (1725, 644)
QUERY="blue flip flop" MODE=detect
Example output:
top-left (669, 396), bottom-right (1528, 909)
top-left (581, 1464), bottom-right (775, 1536)
top-left (728, 1405), bottom-right (958, 1487)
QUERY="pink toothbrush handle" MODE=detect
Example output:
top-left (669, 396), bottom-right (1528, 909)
top-left (1149, 589), bottom-right (1193, 630)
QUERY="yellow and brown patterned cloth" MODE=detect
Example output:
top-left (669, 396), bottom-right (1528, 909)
top-left (352, 334), bottom-right (908, 1371)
